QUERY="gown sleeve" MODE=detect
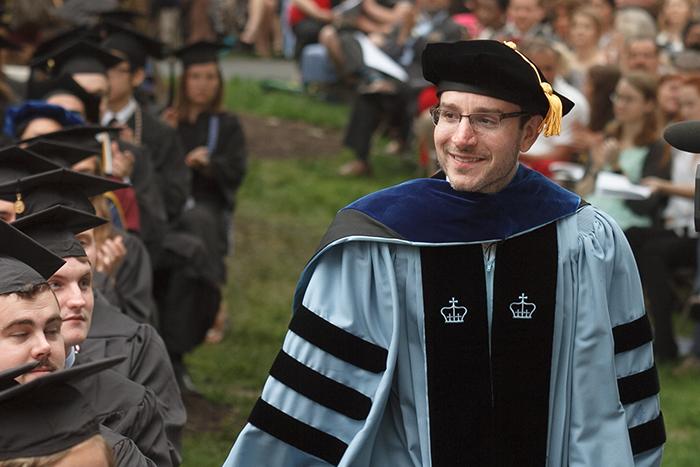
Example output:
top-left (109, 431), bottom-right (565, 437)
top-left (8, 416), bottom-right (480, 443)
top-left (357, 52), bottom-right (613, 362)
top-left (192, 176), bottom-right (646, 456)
top-left (568, 206), bottom-right (665, 467)
top-left (223, 241), bottom-right (402, 466)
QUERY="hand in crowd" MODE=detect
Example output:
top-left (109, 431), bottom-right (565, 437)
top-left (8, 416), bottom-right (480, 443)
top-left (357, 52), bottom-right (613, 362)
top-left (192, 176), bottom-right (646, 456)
top-left (590, 137), bottom-right (620, 172)
top-left (117, 125), bottom-right (136, 145)
top-left (185, 146), bottom-right (210, 169)
top-left (111, 141), bottom-right (135, 179)
top-left (161, 107), bottom-right (179, 128)
top-left (640, 176), bottom-right (670, 193)
top-left (96, 235), bottom-right (127, 276)
top-left (570, 122), bottom-right (604, 153)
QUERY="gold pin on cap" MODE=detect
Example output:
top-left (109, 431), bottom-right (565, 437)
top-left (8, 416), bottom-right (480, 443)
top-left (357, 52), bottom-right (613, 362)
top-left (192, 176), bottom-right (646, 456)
top-left (14, 192), bottom-right (24, 215)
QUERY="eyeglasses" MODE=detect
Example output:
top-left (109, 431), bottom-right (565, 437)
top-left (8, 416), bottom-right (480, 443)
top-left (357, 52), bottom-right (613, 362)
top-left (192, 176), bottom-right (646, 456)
top-left (610, 92), bottom-right (640, 104)
top-left (430, 106), bottom-right (530, 132)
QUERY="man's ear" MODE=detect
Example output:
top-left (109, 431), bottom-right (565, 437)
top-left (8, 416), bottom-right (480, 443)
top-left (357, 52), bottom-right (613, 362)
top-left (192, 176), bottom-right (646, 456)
top-left (519, 115), bottom-right (544, 152)
top-left (130, 68), bottom-right (145, 88)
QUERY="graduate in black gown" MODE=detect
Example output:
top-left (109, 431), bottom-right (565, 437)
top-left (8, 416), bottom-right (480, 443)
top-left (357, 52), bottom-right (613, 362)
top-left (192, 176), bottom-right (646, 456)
top-left (167, 41), bottom-right (248, 292)
top-left (0, 168), bottom-right (177, 467)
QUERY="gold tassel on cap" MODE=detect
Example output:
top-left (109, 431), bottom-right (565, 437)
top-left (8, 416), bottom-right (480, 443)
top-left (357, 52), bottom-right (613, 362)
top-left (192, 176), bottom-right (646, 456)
top-left (503, 41), bottom-right (563, 137)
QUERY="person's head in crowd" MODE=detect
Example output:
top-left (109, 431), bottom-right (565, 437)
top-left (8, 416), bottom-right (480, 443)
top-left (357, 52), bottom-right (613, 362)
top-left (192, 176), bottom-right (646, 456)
top-left (615, 8), bottom-right (657, 41)
top-left (615, 0), bottom-right (663, 16)
top-left (174, 42), bottom-right (226, 122)
top-left (589, 0), bottom-right (615, 35)
top-left (100, 21), bottom-right (163, 112)
top-left (507, 0), bottom-right (546, 35)
top-left (568, 7), bottom-right (603, 54)
top-left (30, 41), bottom-right (122, 118)
top-left (682, 19), bottom-right (700, 50)
top-left (677, 75), bottom-right (700, 121)
top-left (3, 101), bottom-right (84, 141)
top-left (474, 0), bottom-right (509, 32)
top-left (0, 147), bottom-right (62, 224)
top-left (621, 35), bottom-right (661, 75)
top-left (27, 74), bottom-right (102, 124)
top-left (672, 48), bottom-right (700, 71)
top-left (607, 70), bottom-right (660, 146)
top-left (0, 220), bottom-right (65, 385)
top-left (0, 282), bottom-right (64, 385)
top-left (657, 73), bottom-right (684, 124)
top-left (422, 40), bottom-right (574, 192)
top-left (546, 0), bottom-right (579, 44)
top-left (519, 37), bottom-right (562, 83)
top-left (6, 172), bottom-right (122, 348)
top-left (657, 0), bottom-right (692, 36)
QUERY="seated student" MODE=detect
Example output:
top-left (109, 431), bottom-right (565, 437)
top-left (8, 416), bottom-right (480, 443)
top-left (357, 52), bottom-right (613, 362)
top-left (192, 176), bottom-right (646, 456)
top-left (625, 76), bottom-right (700, 361)
top-left (98, 23), bottom-right (189, 223)
top-left (0, 143), bottom-right (183, 451)
top-left (0, 169), bottom-right (177, 467)
top-left (575, 71), bottom-right (670, 231)
top-left (162, 41), bottom-right (248, 342)
top-left (4, 102), bottom-right (142, 249)
top-left (22, 136), bottom-right (155, 326)
top-left (0, 221), bottom-right (152, 467)
top-left (339, 0), bottom-right (467, 176)
top-left (28, 40), bottom-right (169, 265)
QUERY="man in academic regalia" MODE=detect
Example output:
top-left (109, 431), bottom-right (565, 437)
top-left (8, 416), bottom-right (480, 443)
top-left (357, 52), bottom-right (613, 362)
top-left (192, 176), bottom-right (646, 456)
top-left (224, 40), bottom-right (665, 466)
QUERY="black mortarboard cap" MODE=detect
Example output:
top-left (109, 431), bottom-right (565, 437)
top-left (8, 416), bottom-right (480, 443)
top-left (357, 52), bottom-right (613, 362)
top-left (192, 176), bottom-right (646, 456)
top-left (26, 74), bottom-right (101, 124)
top-left (24, 140), bottom-right (98, 167)
top-left (102, 19), bottom-right (164, 69)
top-left (13, 205), bottom-right (107, 258)
top-left (422, 40), bottom-right (575, 136)
top-left (30, 39), bottom-right (123, 77)
top-left (0, 356), bottom-right (125, 461)
top-left (174, 41), bottom-right (228, 67)
top-left (0, 220), bottom-right (65, 295)
top-left (97, 8), bottom-right (144, 26)
top-left (31, 26), bottom-right (99, 64)
top-left (0, 146), bottom-right (62, 183)
top-left (0, 167), bottom-right (129, 215)
top-left (19, 124), bottom-right (120, 155)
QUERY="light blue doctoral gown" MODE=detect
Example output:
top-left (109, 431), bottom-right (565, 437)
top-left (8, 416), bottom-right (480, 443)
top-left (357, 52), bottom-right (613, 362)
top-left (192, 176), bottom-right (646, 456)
top-left (224, 186), bottom-right (663, 466)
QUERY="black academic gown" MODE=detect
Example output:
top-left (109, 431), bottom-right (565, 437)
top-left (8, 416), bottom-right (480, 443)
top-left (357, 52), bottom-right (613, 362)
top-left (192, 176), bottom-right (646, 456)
top-left (100, 425), bottom-right (157, 467)
top-left (94, 230), bottom-right (158, 326)
top-left (176, 111), bottom-right (247, 283)
top-left (120, 139), bottom-right (168, 262)
top-left (82, 290), bottom-right (186, 462)
top-left (72, 363), bottom-right (175, 467)
top-left (127, 107), bottom-right (190, 221)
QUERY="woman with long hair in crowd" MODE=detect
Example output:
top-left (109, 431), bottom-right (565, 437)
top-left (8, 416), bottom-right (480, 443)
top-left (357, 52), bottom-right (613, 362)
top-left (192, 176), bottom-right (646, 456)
top-left (162, 42), bottom-right (248, 346)
top-left (576, 71), bottom-right (670, 231)
top-left (566, 7), bottom-right (607, 89)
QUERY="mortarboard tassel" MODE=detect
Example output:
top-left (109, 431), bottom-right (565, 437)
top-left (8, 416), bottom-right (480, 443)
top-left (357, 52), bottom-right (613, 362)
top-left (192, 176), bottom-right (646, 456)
top-left (503, 41), bottom-right (563, 137)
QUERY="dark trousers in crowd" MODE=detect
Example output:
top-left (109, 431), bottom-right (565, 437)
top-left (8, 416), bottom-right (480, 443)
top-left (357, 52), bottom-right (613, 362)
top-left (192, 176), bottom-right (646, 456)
top-left (626, 226), bottom-right (698, 360)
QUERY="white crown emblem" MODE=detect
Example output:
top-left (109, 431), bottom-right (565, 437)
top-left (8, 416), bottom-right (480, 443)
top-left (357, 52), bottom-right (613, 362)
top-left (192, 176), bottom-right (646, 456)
top-left (510, 293), bottom-right (536, 319)
top-left (441, 297), bottom-right (468, 324)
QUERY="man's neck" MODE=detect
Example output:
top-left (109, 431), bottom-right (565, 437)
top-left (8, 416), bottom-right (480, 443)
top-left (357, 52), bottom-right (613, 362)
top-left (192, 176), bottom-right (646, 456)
top-left (107, 94), bottom-right (135, 114)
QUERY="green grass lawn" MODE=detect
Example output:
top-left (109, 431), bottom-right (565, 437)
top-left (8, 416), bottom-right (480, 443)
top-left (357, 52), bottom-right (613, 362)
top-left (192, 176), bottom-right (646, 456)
top-left (181, 80), bottom-right (700, 466)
